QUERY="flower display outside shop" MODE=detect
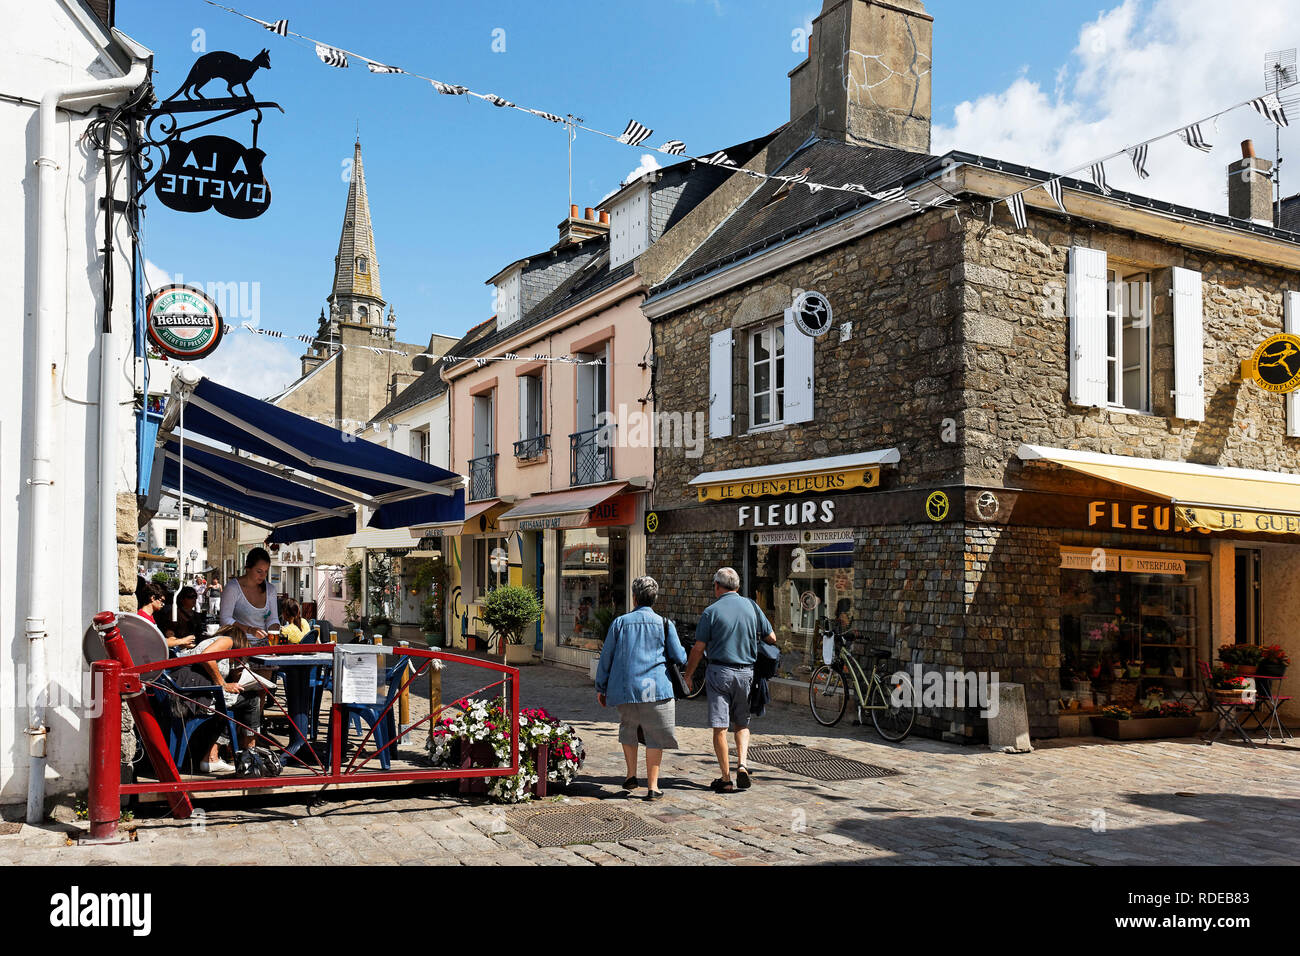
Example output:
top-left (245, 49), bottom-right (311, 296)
top-left (428, 698), bottom-right (586, 803)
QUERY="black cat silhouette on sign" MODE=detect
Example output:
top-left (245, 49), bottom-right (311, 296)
top-left (154, 135), bottom-right (271, 219)
top-left (165, 49), bottom-right (272, 102)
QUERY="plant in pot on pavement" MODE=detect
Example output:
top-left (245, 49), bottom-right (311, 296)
top-left (1218, 642), bottom-right (1262, 675)
top-left (427, 697), bottom-right (585, 803)
top-left (480, 585), bottom-right (542, 664)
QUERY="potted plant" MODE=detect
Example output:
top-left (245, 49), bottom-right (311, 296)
top-left (1259, 645), bottom-right (1290, 677)
top-left (419, 599), bottom-right (443, 647)
top-left (591, 605), bottom-right (619, 643)
top-left (480, 585), bottom-right (542, 666)
top-left (1109, 660), bottom-right (1125, 680)
top-left (1091, 699), bottom-right (1201, 740)
top-left (368, 614), bottom-right (392, 640)
top-left (1125, 659), bottom-right (1143, 678)
top-left (1219, 642), bottom-right (1262, 675)
top-left (1211, 665), bottom-right (1254, 703)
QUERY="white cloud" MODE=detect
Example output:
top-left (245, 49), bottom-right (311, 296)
top-left (601, 153), bottom-right (663, 202)
top-left (191, 331), bottom-right (303, 400)
top-left (932, 0), bottom-right (1300, 214)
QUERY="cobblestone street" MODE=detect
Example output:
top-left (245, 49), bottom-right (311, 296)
top-left (5, 661), bottom-right (1299, 865)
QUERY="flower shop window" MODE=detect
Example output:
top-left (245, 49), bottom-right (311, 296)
top-left (557, 527), bottom-right (627, 651)
top-left (1058, 547), bottom-right (1209, 713)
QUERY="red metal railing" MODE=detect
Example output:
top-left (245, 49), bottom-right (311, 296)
top-left (86, 612), bottom-right (520, 841)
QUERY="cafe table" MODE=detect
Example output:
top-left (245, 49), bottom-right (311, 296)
top-left (248, 650), bottom-right (335, 759)
top-left (1244, 673), bottom-right (1293, 744)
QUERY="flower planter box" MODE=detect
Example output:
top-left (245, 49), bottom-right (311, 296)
top-left (1090, 716), bottom-right (1202, 740)
top-left (458, 741), bottom-right (496, 795)
top-left (505, 643), bottom-right (533, 666)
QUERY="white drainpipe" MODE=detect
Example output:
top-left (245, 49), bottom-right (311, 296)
top-left (27, 57), bottom-right (148, 822)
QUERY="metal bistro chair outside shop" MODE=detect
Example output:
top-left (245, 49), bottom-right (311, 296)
top-left (1242, 673), bottom-right (1293, 744)
top-left (1198, 660), bottom-right (1256, 747)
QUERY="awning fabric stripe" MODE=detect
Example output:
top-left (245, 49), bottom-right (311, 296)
top-left (497, 483), bottom-right (628, 530)
top-left (1017, 444), bottom-right (1300, 517)
top-left (158, 376), bottom-right (465, 544)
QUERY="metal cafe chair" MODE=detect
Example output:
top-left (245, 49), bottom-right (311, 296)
top-left (1197, 660), bottom-right (1256, 747)
top-left (335, 659), bottom-right (410, 771)
top-left (1243, 674), bottom-right (1293, 744)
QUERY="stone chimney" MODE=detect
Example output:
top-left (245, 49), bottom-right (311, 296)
top-left (555, 204), bottom-right (610, 249)
top-left (789, 0), bottom-right (932, 152)
top-left (1228, 139), bottom-right (1275, 225)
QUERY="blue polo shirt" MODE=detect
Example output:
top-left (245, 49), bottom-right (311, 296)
top-left (696, 592), bottom-right (773, 668)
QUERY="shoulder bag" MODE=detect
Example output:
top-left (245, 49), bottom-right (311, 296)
top-left (663, 618), bottom-right (689, 698)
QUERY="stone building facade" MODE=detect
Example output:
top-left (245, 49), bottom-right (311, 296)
top-left (641, 0), bottom-right (1300, 742)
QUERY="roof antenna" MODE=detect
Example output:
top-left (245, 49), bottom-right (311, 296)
top-left (1265, 49), bottom-right (1296, 225)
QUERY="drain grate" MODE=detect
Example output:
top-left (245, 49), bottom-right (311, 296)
top-left (503, 804), bottom-right (671, 847)
top-left (0, 822), bottom-right (21, 836)
top-left (747, 744), bottom-right (898, 782)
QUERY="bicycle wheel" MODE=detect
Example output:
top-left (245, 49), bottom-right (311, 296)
top-left (809, 665), bottom-right (847, 726)
top-left (870, 670), bottom-right (916, 742)
top-left (683, 655), bottom-right (708, 699)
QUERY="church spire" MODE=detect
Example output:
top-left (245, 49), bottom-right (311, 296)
top-left (330, 139), bottom-right (384, 315)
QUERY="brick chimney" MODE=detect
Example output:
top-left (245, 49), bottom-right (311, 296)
top-left (1228, 139), bottom-right (1275, 225)
top-left (789, 0), bottom-right (933, 152)
top-left (554, 205), bottom-right (610, 249)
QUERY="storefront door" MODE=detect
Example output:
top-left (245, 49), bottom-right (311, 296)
top-left (1235, 548), bottom-right (1262, 646)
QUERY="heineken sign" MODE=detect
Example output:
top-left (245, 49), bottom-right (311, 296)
top-left (146, 285), bottom-right (224, 361)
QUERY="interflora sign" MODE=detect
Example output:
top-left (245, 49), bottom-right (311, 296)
top-left (145, 285), bottom-right (223, 360)
top-left (696, 465), bottom-right (878, 502)
top-left (1241, 332), bottom-right (1300, 394)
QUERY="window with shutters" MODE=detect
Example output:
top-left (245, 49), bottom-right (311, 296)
top-left (749, 321), bottom-right (786, 428)
top-left (1106, 269), bottom-right (1151, 412)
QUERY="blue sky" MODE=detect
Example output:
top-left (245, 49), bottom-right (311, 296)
top-left (121, 1), bottom-right (1300, 394)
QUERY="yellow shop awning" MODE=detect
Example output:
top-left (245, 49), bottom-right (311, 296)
top-left (688, 449), bottom-right (900, 503)
top-left (1018, 444), bottom-right (1300, 535)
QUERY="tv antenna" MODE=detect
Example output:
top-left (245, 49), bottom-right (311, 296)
top-left (1265, 48), bottom-right (1297, 225)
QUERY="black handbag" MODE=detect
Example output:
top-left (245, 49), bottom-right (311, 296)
top-left (663, 619), bottom-right (689, 698)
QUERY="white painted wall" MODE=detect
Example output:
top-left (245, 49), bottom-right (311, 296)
top-left (0, 6), bottom-right (148, 804)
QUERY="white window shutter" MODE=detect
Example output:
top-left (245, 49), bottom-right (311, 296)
top-left (709, 329), bottom-right (733, 438)
top-left (1171, 266), bottom-right (1205, 421)
top-left (1286, 291), bottom-right (1300, 438)
top-left (518, 376), bottom-right (528, 442)
top-left (783, 309), bottom-right (815, 424)
top-left (1067, 246), bottom-right (1108, 408)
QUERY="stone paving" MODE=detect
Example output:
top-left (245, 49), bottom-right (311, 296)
top-left (3, 659), bottom-right (1298, 865)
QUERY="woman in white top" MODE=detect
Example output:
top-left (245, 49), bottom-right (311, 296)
top-left (219, 547), bottom-right (280, 642)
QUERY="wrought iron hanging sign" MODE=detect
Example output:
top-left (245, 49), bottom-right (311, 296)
top-left (137, 49), bottom-right (282, 220)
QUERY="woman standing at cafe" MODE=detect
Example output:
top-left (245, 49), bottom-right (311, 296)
top-left (218, 547), bottom-right (280, 643)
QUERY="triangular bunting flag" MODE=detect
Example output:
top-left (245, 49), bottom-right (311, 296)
top-left (263, 18), bottom-right (288, 36)
top-left (315, 44), bottom-right (348, 68)
top-left (1006, 193), bottom-right (1028, 230)
top-left (530, 110), bottom-right (564, 123)
top-left (659, 140), bottom-right (687, 155)
top-left (1041, 177), bottom-right (1066, 212)
top-left (700, 150), bottom-right (735, 167)
top-left (366, 62), bottom-right (403, 74)
top-left (617, 119), bottom-right (653, 146)
top-left (1089, 162), bottom-right (1111, 195)
top-left (1177, 123), bottom-right (1213, 152)
top-left (1251, 92), bottom-right (1289, 127)
top-left (1128, 144), bottom-right (1150, 179)
top-left (431, 81), bottom-right (468, 95)
top-left (485, 94), bottom-right (515, 108)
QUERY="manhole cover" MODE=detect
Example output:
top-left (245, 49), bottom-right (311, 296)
top-left (747, 744), bottom-right (898, 782)
top-left (0, 822), bottom-right (21, 836)
top-left (503, 805), bottom-right (670, 848)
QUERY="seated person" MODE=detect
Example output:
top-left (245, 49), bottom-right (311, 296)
top-left (278, 598), bottom-right (316, 644)
top-left (167, 586), bottom-right (205, 645)
top-left (175, 624), bottom-right (267, 773)
top-left (139, 581), bottom-right (194, 653)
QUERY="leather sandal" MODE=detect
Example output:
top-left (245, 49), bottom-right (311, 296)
top-left (710, 777), bottom-right (735, 793)
top-left (736, 766), bottom-right (752, 789)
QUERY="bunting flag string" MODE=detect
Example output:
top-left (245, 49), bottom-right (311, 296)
top-left (262, 17), bottom-right (288, 36)
top-left (1040, 177), bottom-right (1066, 212)
top-left (201, 1), bottom-right (970, 214)
top-left (1005, 193), bottom-right (1027, 231)
top-left (1128, 144), bottom-right (1150, 179)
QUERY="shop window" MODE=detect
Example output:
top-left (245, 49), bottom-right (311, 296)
top-left (749, 321), bottom-right (785, 428)
top-left (1058, 552), bottom-right (1209, 714)
top-left (474, 536), bottom-right (508, 601)
top-left (1106, 269), bottom-right (1151, 411)
top-left (746, 533), bottom-right (855, 678)
top-left (557, 527), bottom-right (627, 651)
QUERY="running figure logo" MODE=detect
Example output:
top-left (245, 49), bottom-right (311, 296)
top-left (1246, 332), bottom-right (1300, 394)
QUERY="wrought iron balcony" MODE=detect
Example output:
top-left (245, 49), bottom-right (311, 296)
top-left (570, 425), bottom-right (614, 487)
top-left (468, 453), bottom-right (497, 501)
top-left (513, 433), bottom-right (550, 461)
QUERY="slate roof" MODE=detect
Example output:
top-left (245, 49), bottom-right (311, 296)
top-left (653, 139), bottom-right (1300, 301)
top-left (1279, 194), bottom-right (1300, 234)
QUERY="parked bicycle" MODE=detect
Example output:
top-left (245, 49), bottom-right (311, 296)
top-left (808, 619), bottom-right (916, 741)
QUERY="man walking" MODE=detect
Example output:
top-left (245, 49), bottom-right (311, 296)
top-left (682, 567), bottom-right (777, 793)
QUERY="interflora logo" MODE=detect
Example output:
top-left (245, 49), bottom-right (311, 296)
top-left (145, 284), bottom-right (224, 361)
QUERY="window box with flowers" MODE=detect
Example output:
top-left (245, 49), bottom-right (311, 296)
top-left (427, 698), bottom-right (586, 803)
top-left (1090, 699), bottom-right (1202, 740)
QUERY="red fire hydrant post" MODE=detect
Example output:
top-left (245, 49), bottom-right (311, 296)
top-left (85, 659), bottom-right (122, 842)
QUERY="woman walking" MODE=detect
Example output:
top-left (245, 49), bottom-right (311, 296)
top-left (594, 576), bottom-right (686, 801)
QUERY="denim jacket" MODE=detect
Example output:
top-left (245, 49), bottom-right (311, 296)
top-left (594, 605), bottom-right (687, 708)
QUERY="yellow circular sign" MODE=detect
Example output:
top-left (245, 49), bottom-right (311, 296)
top-left (645, 511), bottom-right (659, 534)
top-left (925, 491), bottom-right (949, 522)
top-left (1246, 332), bottom-right (1300, 394)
